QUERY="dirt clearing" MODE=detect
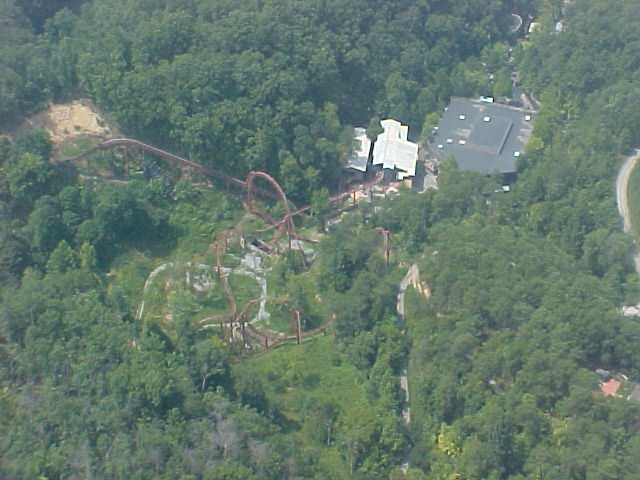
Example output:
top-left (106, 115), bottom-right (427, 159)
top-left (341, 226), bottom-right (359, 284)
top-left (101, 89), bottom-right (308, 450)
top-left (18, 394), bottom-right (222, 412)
top-left (13, 99), bottom-right (115, 146)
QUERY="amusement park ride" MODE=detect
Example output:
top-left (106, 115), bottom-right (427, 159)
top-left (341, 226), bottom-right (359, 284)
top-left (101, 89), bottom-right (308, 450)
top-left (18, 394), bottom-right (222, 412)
top-left (63, 137), bottom-right (388, 359)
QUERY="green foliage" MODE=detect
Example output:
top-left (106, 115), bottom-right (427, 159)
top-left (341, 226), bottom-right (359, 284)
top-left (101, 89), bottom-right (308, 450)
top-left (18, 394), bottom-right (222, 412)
top-left (236, 335), bottom-right (406, 478)
top-left (45, 239), bottom-right (78, 273)
top-left (0, 0), bottom-right (529, 201)
top-left (27, 195), bottom-right (65, 261)
top-left (6, 153), bottom-right (54, 207)
top-left (451, 57), bottom-right (491, 97)
top-left (311, 187), bottom-right (330, 231)
top-left (492, 69), bottom-right (512, 98)
top-left (317, 225), bottom-right (381, 293)
top-left (15, 128), bottom-right (53, 159)
top-left (367, 116), bottom-right (385, 140)
top-left (627, 164), bottom-right (640, 243)
top-left (403, 223), bottom-right (640, 478)
top-left (420, 111), bottom-right (441, 143)
top-left (0, 222), bottom-right (30, 287)
top-left (0, 0), bottom-right (37, 119)
top-left (3, 0), bottom-right (640, 478)
top-left (510, 0), bottom-right (640, 284)
top-left (481, 43), bottom-right (511, 73)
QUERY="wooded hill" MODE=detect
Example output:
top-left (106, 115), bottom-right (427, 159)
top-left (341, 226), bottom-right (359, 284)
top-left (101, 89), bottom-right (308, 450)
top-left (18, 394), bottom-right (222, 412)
top-left (2, 0), bottom-right (640, 478)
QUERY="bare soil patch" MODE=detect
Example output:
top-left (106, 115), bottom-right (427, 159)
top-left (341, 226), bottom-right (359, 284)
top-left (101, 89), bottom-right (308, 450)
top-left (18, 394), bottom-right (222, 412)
top-left (13, 99), bottom-right (116, 146)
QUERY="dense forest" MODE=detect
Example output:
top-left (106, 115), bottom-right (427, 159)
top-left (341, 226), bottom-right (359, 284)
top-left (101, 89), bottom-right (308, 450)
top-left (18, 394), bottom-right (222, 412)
top-left (2, 0), bottom-right (640, 478)
top-left (1, 0), bottom-right (534, 202)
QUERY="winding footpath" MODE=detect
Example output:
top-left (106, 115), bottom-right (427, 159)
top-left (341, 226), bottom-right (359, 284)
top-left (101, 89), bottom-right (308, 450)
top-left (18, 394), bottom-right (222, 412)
top-left (397, 264), bottom-right (420, 473)
top-left (135, 256), bottom-right (269, 324)
top-left (616, 149), bottom-right (640, 276)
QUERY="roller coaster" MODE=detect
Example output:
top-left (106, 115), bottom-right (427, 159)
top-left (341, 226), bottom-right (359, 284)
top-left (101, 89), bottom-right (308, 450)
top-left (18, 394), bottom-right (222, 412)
top-left (64, 137), bottom-right (382, 359)
top-left (61, 137), bottom-right (383, 207)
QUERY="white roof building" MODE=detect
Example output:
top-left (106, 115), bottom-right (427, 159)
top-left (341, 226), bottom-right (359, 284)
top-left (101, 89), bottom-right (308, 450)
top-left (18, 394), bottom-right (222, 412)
top-left (372, 119), bottom-right (418, 180)
top-left (347, 127), bottom-right (372, 172)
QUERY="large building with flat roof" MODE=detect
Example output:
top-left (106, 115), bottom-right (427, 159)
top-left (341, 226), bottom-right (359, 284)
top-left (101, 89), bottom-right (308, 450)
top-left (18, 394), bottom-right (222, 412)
top-left (431, 97), bottom-right (536, 178)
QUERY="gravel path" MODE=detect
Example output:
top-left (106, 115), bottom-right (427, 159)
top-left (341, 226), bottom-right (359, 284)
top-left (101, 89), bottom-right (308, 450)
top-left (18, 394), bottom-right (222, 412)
top-left (136, 255), bottom-right (269, 323)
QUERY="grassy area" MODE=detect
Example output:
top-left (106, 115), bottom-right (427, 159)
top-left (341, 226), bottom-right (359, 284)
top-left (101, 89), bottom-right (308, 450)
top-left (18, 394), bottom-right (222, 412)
top-left (618, 380), bottom-right (636, 398)
top-left (55, 136), bottom-right (98, 159)
top-left (55, 137), bottom-right (128, 178)
top-left (251, 301), bottom-right (296, 334)
top-left (108, 251), bottom-right (157, 314)
top-left (169, 192), bottom-right (238, 260)
top-left (107, 183), bottom-right (325, 340)
top-left (228, 273), bottom-right (262, 306)
top-left (129, 260), bottom-right (265, 322)
top-left (106, 186), bottom-right (242, 321)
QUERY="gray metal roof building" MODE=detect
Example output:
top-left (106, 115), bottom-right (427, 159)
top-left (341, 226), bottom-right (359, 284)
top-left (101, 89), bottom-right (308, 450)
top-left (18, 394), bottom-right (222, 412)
top-left (431, 97), bottom-right (536, 176)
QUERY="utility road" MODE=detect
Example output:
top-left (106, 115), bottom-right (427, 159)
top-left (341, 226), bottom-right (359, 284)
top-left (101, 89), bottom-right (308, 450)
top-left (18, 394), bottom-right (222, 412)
top-left (616, 149), bottom-right (640, 275)
top-left (397, 264), bottom-right (420, 473)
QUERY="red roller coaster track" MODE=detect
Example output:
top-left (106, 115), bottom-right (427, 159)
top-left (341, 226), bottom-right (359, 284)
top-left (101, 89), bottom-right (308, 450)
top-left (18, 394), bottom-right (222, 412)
top-left (61, 137), bottom-right (383, 212)
top-left (61, 137), bottom-right (280, 200)
top-left (64, 136), bottom-right (382, 358)
top-left (246, 170), bottom-right (297, 240)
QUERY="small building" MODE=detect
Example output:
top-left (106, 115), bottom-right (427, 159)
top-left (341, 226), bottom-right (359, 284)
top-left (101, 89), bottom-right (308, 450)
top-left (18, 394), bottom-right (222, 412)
top-left (346, 127), bottom-right (372, 173)
top-left (372, 119), bottom-right (419, 180)
top-left (622, 304), bottom-right (640, 317)
top-left (601, 378), bottom-right (621, 397)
